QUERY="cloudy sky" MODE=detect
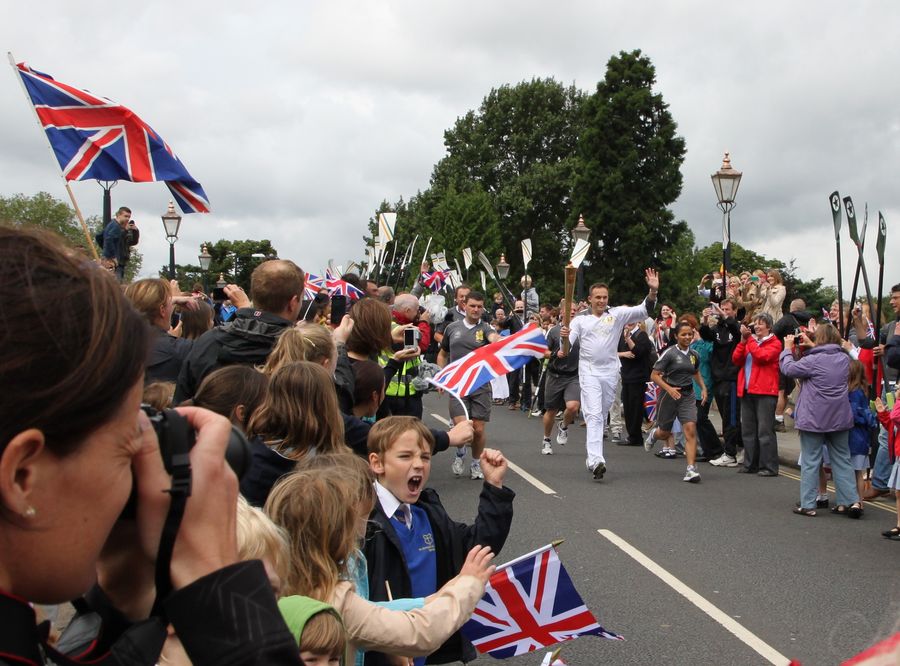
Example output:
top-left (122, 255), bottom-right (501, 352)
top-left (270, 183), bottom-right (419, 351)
top-left (2, 1), bottom-right (899, 294)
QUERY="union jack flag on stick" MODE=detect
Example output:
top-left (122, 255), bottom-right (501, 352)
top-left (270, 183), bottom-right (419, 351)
top-left (428, 323), bottom-right (547, 422)
top-left (644, 382), bottom-right (659, 421)
top-left (422, 269), bottom-right (450, 293)
top-left (461, 543), bottom-right (623, 658)
top-left (11, 57), bottom-right (210, 214)
top-left (325, 276), bottom-right (364, 301)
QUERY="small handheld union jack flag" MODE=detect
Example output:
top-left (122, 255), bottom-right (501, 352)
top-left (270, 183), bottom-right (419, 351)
top-left (461, 544), bottom-right (623, 658)
top-left (644, 382), bottom-right (658, 421)
top-left (304, 273), bottom-right (326, 300)
top-left (422, 269), bottom-right (450, 293)
top-left (325, 276), bottom-right (365, 301)
top-left (13, 60), bottom-right (210, 214)
top-left (429, 324), bottom-right (547, 398)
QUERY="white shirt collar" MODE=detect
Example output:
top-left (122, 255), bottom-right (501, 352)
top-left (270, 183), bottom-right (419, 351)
top-left (375, 480), bottom-right (410, 527)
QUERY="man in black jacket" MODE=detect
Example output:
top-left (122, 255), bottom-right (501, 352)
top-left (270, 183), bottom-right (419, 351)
top-left (699, 299), bottom-right (743, 466)
top-left (174, 260), bottom-right (305, 402)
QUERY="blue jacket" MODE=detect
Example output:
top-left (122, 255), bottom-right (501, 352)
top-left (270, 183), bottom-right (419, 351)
top-left (848, 388), bottom-right (877, 456)
top-left (780, 344), bottom-right (853, 433)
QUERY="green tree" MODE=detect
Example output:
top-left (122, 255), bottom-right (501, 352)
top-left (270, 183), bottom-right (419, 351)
top-left (573, 49), bottom-right (688, 305)
top-left (166, 239), bottom-right (278, 291)
top-left (371, 78), bottom-right (585, 302)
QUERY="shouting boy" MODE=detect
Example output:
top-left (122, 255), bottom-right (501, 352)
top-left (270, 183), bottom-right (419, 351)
top-left (365, 416), bottom-right (515, 665)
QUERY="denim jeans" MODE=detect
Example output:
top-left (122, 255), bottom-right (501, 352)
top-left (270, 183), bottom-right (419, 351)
top-left (799, 430), bottom-right (859, 508)
top-left (871, 426), bottom-right (892, 491)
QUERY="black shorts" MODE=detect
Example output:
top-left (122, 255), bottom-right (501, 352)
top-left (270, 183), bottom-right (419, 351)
top-left (544, 373), bottom-right (581, 411)
top-left (779, 371), bottom-right (796, 394)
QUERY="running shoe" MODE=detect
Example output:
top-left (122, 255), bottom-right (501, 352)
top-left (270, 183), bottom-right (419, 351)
top-left (541, 438), bottom-right (553, 455)
top-left (451, 452), bottom-right (465, 477)
top-left (683, 465), bottom-right (701, 483)
top-left (590, 461), bottom-right (606, 480)
top-left (470, 460), bottom-right (484, 480)
top-left (557, 426), bottom-right (569, 445)
top-left (710, 454), bottom-right (738, 467)
top-left (644, 427), bottom-right (657, 452)
top-left (655, 448), bottom-right (677, 459)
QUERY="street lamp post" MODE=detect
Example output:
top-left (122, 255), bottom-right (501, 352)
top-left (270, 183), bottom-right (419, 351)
top-left (216, 273), bottom-right (227, 289)
top-left (572, 214), bottom-right (591, 300)
top-left (161, 200), bottom-right (182, 281)
top-left (711, 152), bottom-right (743, 298)
top-left (198, 244), bottom-right (212, 293)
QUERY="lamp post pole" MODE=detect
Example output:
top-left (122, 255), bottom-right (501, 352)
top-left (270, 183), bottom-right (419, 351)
top-left (711, 152), bottom-right (743, 298)
top-left (198, 244), bottom-right (212, 294)
top-left (571, 214), bottom-right (591, 301)
top-left (161, 201), bottom-right (182, 281)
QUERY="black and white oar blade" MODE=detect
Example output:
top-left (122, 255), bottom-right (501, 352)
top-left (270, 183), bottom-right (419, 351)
top-left (877, 212), bottom-right (887, 264)
top-left (844, 196), bottom-right (859, 245)
top-left (829, 191), bottom-right (842, 239)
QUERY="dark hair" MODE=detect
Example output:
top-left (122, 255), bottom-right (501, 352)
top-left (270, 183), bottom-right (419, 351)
top-left (719, 298), bottom-right (736, 310)
top-left (179, 300), bottom-right (214, 340)
top-left (891, 283), bottom-right (900, 294)
top-left (346, 299), bottom-right (392, 356)
top-left (465, 291), bottom-right (485, 304)
top-left (341, 273), bottom-right (364, 291)
top-left (250, 260), bottom-right (305, 314)
top-left (454, 284), bottom-right (471, 298)
top-left (0, 228), bottom-right (149, 456)
top-left (352, 360), bottom-right (385, 407)
top-left (673, 321), bottom-right (693, 337)
top-left (115, 206), bottom-right (131, 215)
top-left (193, 365), bottom-right (269, 431)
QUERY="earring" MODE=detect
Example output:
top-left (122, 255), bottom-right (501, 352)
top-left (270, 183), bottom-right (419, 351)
top-left (23, 506), bottom-right (36, 518)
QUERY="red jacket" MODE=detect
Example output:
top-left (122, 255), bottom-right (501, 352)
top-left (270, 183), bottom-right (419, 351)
top-left (732, 334), bottom-right (782, 397)
top-left (876, 406), bottom-right (900, 460)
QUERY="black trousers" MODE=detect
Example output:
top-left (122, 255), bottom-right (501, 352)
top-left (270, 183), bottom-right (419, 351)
top-left (621, 381), bottom-right (646, 446)
top-left (696, 397), bottom-right (724, 459)
top-left (714, 380), bottom-right (743, 457)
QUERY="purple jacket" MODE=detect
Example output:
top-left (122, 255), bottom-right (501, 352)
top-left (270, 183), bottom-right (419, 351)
top-left (779, 344), bottom-right (852, 433)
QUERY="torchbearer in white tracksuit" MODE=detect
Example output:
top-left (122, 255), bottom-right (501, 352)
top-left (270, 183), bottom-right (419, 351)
top-left (560, 269), bottom-right (659, 480)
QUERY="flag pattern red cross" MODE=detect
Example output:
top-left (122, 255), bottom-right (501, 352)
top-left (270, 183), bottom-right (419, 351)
top-left (430, 324), bottom-right (547, 397)
top-left (14, 61), bottom-right (210, 213)
top-left (462, 545), bottom-right (623, 658)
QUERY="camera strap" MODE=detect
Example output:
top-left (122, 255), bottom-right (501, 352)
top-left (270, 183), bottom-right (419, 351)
top-left (150, 437), bottom-right (193, 619)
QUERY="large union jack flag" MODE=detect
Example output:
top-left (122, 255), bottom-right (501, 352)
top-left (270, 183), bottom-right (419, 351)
top-left (325, 276), bottom-right (364, 301)
top-left (430, 324), bottom-right (547, 397)
top-left (421, 269), bottom-right (450, 293)
top-left (461, 545), bottom-right (623, 658)
top-left (14, 61), bottom-right (210, 214)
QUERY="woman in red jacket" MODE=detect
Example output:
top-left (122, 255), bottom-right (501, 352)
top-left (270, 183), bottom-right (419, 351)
top-left (732, 312), bottom-right (783, 476)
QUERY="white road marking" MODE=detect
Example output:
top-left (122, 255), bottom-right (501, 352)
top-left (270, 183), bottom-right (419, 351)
top-left (429, 412), bottom-right (557, 495)
top-left (598, 529), bottom-right (791, 666)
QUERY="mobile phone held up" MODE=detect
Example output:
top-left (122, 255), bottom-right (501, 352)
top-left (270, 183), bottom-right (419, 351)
top-left (330, 295), bottom-right (347, 325)
top-left (211, 287), bottom-right (227, 301)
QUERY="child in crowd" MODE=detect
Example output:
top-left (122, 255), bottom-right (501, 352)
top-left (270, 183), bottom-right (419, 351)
top-left (848, 360), bottom-right (878, 504)
top-left (185, 364), bottom-right (269, 431)
top-left (278, 596), bottom-right (346, 665)
top-left (364, 416), bottom-right (515, 665)
top-left (265, 467), bottom-right (495, 663)
top-left (142, 381), bottom-right (175, 411)
top-left (874, 394), bottom-right (900, 540)
top-left (241, 361), bottom-right (350, 505)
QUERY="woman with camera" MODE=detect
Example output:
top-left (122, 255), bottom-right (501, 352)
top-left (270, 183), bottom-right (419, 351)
top-left (779, 323), bottom-right (862, 517)
top-left (0, 229), bottom-right (303, 664)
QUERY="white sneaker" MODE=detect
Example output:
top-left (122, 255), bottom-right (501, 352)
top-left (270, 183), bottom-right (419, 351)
top-left (541, 438), bottom-right (553, 455)
top-left (736, 450), bottom-right (745, 465)
top-left (556, 426), bottom-right (569, 445)
top-left (683, 465), bottom-right (701, 483)
top-left (710, 454), bottom-right (738, 467)
top-left (531, 408), bottom-right (542, 417)
top-left (451, 454), bottom-right (465, 477)
top-left (644, 427), bottom-right (657, 452)
top-left (470, 461), bottom-right (484, 480)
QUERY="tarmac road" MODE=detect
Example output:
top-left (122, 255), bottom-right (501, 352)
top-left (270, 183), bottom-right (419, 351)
top-left (421, 393), bottom-right (900, 665)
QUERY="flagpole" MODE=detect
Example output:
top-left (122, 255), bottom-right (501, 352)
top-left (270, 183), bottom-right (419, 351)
top-left (494, 542), bottom-right (556, 572)
top-left (426, 381), bottom-right (470, 422)
top-left (8, 52), bottom-right (100, 261)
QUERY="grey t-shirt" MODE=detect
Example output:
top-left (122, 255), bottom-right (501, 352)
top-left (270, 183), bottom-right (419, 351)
top-left (441, 319), bottom-right (495, 363)
top-left (546, 324), bottom-right (579, 374)
top-left (653, 346), bottom-right (699, 388)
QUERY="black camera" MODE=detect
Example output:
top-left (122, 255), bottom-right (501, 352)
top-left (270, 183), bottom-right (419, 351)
top-left (121, 407), bottom-right (252, 519)
top-left (142, 406), bottom-right (252, 479)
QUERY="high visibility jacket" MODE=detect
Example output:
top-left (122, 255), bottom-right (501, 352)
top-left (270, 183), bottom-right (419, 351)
top-left (379, 323), bottom-right (422, 397)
